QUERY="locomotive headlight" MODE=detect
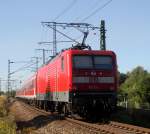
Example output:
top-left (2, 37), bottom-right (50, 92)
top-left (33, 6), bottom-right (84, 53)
top-left (73, 93), bottom-right (76, 96)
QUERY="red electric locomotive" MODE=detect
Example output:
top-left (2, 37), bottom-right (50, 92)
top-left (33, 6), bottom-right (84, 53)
top-left (16, 45), bottom-right (117, 118)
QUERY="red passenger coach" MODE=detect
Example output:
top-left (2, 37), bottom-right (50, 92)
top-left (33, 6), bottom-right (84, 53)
top-left (16, 47), bottom-right (118, 117)
top-left (16, 74), bottom-right (36, 99)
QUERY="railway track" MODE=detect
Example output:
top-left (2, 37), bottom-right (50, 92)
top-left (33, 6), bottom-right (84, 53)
top-left (66, 117), bottom-right (150, 134)
top-left (15, 99), bottom-right (150, 134)
top-left (109, 121), bottom-right (150, 134)
top-left (66, 117), bottom-right (114, 134)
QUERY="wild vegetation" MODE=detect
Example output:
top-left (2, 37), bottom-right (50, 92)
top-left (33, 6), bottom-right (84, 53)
top-left (111, 67), bottom-right (150, 128)
top-left (118, 66), bottom-right (150, 109)
top-left (0, 96), bottom-right (16, 134)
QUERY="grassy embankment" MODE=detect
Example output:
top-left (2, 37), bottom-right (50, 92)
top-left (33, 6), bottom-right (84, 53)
top-left (0, 96), bottom-right (16, 134)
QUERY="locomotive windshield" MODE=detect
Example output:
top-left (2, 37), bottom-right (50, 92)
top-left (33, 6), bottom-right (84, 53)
top-left (73, 55), bottom-right (113, 70)
top-left (94, 56), bottom-right (112, 70)
top-left (73, 56), bottom-right (93, 69)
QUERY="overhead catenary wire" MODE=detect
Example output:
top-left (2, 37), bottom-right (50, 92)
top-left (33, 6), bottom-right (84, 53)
top-left (43, 23), bottom-right (81, 44)
top-left (51, 0), bottom-right (108, 45)
top-left (73, 0), bottom-right (103, 22)
top-left (10, 62), bottom-right (37, 75)
top-left (81, 0), bottom-right (113, 22)
top-left (90, 0), bottom-right (104, 9)
top-left (11, 61), bottom-right (32, 64)
top-left (53, 0), bottom-right (77, 21)
top-left (41, 22), bottom-right (100, 52)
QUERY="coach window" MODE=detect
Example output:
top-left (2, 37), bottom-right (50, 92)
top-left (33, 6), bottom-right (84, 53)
top-left (61, 56), bottom-right (64, 71)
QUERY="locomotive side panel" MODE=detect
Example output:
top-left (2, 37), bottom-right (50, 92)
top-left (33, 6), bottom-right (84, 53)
top-left (56, 52), bottom-right (71, 102)
top-left (48, 52), bottom-right (71, 102)
top-left (50, 60), bottom-right (58, 101)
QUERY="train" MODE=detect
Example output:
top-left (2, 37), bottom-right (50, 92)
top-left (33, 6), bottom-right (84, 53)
top-left (16, 44), bottom-right (118, 118)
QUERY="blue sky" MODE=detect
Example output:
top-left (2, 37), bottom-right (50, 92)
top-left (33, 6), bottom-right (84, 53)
top-left (0, 0), bottom-right (150, 82)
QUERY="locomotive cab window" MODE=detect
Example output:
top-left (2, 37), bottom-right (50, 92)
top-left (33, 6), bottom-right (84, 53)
top-left (94, 56), bottom-right (113, 70)
top-left (61, 56), bottom-right (64, 71)
top-left (73, 55), bottom-right (93, 69)
top-left (73, 55), bottom-right (113, 70)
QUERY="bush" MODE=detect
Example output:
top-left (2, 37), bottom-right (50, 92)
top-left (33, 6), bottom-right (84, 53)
top-left (0, 117), bottom-right (16, 134)
top-left (0, 96), bottom-right (16, 134)
top-left (0, 96), bottom-right (7, 117)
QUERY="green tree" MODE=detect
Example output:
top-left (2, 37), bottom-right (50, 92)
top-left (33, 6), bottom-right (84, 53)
top-left (117, 72), bottom-right (128, 102)
top-left (139, 76), bottom-right (150, 104)
top-left (119, 66), bottom-right (150, 108)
